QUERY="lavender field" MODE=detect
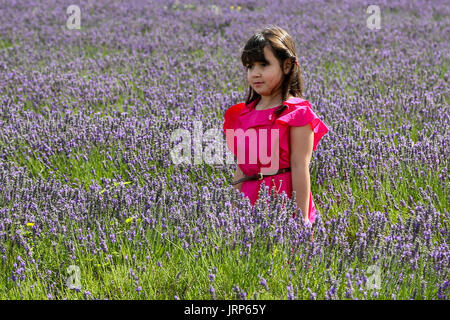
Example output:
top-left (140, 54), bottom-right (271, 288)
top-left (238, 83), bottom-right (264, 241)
top-left (0, 0), bottom-right (448, 300)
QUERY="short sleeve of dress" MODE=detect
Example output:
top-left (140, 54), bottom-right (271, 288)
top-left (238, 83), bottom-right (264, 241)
top-left (275, 102), bottom-right (329, 151)
top-left (223, 102), bottom-right (246, 154)
top-left (223, 102), bottom-right (245, 135)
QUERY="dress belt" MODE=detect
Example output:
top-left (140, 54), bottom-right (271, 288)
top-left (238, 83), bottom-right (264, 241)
top-left (231, 167), bottom-right (291, 185)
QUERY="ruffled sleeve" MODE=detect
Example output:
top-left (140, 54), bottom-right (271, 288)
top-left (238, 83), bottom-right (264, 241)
top-left (275, 102), bottom-right (329, 151)
top-left (223, 102), bottom-right (247, 155)
top-left (223, 102), bottom-right (245, 135)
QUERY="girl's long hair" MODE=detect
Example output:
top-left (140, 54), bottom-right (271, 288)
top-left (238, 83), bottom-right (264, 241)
top-left (241, 25), bottom-right (304, 117)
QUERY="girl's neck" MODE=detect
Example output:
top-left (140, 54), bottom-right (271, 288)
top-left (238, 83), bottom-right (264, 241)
top-left (255, 94), bottom-right (294, 110)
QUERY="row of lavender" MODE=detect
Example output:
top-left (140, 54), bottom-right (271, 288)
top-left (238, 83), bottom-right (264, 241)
top-left (0, 156), bottom-right (448, 298)
top-left (0, 0), bottom-right (449, 299)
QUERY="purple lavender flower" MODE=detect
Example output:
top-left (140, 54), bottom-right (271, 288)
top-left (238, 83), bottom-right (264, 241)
top-left (210, 286), bottom-right (216, 300)
top-left (258, 274), bottom-right (269, 290)
top-left (287, 284), bottom-right (295, 300)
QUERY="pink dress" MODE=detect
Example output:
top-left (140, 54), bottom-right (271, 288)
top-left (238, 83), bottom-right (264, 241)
top-left (223, 96), bottom-right (329, 224)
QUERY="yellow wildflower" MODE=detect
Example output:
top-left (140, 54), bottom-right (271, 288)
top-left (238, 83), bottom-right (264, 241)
top-left (272, 247), bottom-right (279, 258)
top-left (26, 222), bottom-right (35, 227)
top-left (237, 5), bottom-right (242, 10)
top-left (125, 217), bottom-right (133, 224)
top-left (230, 5), bottom-right (234, 10)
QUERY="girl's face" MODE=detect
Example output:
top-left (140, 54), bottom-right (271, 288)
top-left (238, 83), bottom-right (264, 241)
top-left (246, 45), bottom-right (289, 97)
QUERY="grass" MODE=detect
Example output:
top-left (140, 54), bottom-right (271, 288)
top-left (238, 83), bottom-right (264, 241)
top-left (0, 212), bottom-right (441, 299)
top-left (0, 38), bottom-right (16, 50)
top-left (69, 43), bottom-right (127, 60)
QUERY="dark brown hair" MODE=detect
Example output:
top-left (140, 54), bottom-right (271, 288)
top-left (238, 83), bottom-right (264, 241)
top-left (241, 25), bottom-right (304, 117)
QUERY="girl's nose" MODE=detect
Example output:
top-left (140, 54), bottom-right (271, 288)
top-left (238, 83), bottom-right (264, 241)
top-left (251, 70), bottom-right (262, 78)
top-left (250, 65), bottom-right (262, 74)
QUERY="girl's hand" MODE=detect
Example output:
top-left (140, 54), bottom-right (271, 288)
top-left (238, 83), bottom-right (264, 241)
top-left (295, 209), bottom-right (310, 226)
top-left (299, 213), bottom-right (311, 227)
top-left (304, 218), bottom-right (312, 228)
top-left (230, 188), bottom-right (242, 212)
top-left (232, 165), bottom-right (245, 191)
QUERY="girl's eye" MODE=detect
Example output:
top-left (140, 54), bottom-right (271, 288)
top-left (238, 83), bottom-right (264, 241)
top-left (246, 63), bottom-right (267, 69)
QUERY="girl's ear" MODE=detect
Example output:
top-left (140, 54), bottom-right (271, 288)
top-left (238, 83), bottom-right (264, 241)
top-left (283, 58), bottom-right (292, 75)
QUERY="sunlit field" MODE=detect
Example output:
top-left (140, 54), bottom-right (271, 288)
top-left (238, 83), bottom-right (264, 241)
top-left (0, 0), bottom-right (448, 300)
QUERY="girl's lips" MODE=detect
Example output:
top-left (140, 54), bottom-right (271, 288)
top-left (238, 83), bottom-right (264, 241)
top-left (254, 82), bottom-right (263, 86)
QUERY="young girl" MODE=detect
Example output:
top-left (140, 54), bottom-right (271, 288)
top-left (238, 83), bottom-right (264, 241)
top-left (223, 25), bottom-right (329, 225)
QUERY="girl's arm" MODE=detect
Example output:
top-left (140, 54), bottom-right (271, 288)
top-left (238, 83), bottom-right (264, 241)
top-left (290, 124), bottom-right (314, 223)
top-left (232, 165), bottom-right (245, 192)
top-left (230, 165), bottom-right (245, 212)
top-left (291, 166), bottom-right (311, 222)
